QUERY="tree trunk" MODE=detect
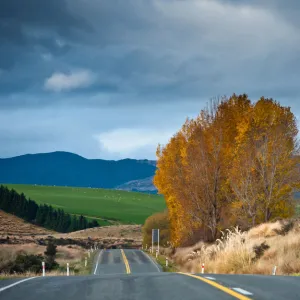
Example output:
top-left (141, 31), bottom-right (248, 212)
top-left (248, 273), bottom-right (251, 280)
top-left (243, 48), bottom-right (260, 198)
top-left (265, 207), bottom-right (271, 222)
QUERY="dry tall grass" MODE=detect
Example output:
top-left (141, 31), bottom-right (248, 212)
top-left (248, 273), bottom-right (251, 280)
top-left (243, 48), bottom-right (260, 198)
top-left (0, 243), bottom-right (87, 278)
top-left (0, 210), bottom-right (53, 236)
top-left (55, 224), bottom-right (142, 240)
top-left (0, 270), bottom-right (76, 278)
top-left (172, 219), bottom-right (300, 275)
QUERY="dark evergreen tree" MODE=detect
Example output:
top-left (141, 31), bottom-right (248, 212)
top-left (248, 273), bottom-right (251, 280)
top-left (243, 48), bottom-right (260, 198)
top-left (63, 213), bottom-right (71, 232)
top-left (0, 185), bottom-right (99, 232)
top-left (44, 241), bottom-right (58, 269)
top-left (27, 199), bottom-right (38, 221)
top-left (88, 220), bottom-right (99, 228)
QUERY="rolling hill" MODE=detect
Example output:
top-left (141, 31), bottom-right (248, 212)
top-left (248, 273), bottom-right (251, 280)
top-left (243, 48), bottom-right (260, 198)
top-left (3, 184), bottom-right (166, 225)
top-left (116, 176), bottom-right (157, 193)
top-left (0, 151), bottom-right (157, 192)
top-left (0, 210), bottom-right (54, 236)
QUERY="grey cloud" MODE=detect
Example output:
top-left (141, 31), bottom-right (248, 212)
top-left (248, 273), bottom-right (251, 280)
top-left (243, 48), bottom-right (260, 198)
top-left (1, 0), bottom-right (300, 159)
top-left (1, 0), bottom-right (300, 102)
top-left (0, 0), bottom-right (90, 69)
top-left (65, 0), bottom-right (300, 102)
top-left (0, 100), bottom-right (195, 159)
top-left (221, 0), bottom-right (300, 29)
top-left (0, 0), bottom-right (90, 41)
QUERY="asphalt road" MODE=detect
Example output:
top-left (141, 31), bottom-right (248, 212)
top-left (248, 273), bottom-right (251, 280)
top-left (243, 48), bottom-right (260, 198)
top-left (1, 249), bottom-right (300, 300)
top-left (93, 249), bottom-right (161, 275)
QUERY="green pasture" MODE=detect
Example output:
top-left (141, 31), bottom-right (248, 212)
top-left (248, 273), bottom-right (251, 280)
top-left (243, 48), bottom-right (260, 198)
top-left (3, 184), bottom-right (166, 225)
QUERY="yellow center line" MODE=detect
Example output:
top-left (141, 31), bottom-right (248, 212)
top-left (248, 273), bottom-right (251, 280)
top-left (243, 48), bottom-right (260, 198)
top-left (177, 273), bottom-right (252, 300)
top-left (121, 249), bottom-right (131, 274)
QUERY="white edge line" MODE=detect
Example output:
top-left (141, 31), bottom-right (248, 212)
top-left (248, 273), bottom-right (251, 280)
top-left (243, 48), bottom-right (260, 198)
top-left (94, 250), bottom-right (103, 275)
top-left (0, 277), bottom-right (37, 293)
top-left (232, 287), bottom-right (253, 296)
top-left (204, 276), bottom-right (216, 280)
top-left (140, 251), bottom-right (161, 272)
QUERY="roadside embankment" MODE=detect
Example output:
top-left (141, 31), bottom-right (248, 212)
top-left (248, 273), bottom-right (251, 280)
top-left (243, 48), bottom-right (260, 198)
top-left (169, 219), bottom-right (300, 275)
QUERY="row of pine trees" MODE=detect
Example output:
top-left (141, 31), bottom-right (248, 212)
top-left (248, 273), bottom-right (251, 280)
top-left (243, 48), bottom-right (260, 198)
top-left (0, 185), bottom-right (98, 232)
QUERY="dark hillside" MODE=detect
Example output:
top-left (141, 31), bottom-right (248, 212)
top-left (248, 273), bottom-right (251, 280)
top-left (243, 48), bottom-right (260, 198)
top-left (0, 151), bottom-right (156, 189)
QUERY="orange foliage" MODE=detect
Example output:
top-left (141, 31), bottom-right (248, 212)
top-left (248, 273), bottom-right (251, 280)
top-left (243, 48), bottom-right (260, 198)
top-left (154, 94), bottom-right (300, 246)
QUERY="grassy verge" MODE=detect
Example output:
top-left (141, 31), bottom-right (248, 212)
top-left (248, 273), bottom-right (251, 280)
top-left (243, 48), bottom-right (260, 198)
top-left (0, 246), bottom-right (97, 278)
top-left (81, 249), bottom-right (98, 275)
top-left (0, 273), bottom-right (37, 279)
top-left (56, 248), bottom-right (98, 276)
top-left (145, 250), bottom-right (178, 272)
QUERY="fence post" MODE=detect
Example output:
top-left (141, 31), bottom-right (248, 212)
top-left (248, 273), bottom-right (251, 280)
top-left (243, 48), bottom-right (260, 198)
top-left (42, 261), bottom-right (45, 277)
top-left (67, 263), bottom-right (69, 276)
top-left (201, 263), bottom-right (205, 274)
top-left (272, 266), bottom-right (277, 275)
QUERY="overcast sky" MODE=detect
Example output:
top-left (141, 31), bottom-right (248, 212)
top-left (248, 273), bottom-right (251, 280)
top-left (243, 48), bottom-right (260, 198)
top-left (1, 0), bottom-right (300, 160)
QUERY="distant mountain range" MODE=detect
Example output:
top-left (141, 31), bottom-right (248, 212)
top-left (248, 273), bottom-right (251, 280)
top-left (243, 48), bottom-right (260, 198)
top-left (116, 176), bottom-right (157, 194)
top-left (0, 152), bottom-right (158, 193)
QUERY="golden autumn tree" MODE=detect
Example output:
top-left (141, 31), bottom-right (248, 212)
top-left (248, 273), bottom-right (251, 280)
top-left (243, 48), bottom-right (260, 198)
top-left (180, 95), bottom-right (252, 241)
top-left (154, 132), bottom-right (191, 246)
top-left (154, 94), bottom-right (300, 246)
top-left (229, 98), bottom-right (300, 226)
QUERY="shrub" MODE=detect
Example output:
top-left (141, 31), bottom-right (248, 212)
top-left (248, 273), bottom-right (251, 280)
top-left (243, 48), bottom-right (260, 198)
top-left (142, 210), bottom-right (170, 248)
top-left (44, 241), bottom-right (58, 269)
top-left (0, 253), bottom-right (43, 274)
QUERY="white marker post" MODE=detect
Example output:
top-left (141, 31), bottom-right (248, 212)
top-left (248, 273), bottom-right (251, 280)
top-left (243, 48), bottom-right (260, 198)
top-left (272, 266), bottom-right (277, 275)
top-left (166, 257), bottom-right (168, 267)
top-left (152, 230), bottom-right (154, 254)
top-left (85, 257), bottom-right (87, 267)
top-left (157, 228), bottom-right (160, 254)
top-left (42, 261), bottom-right (45, 277)
top-left (67, 263), bottom-right (69, 276)
top-left (156, 249), bottom-right (158, 259)
top-left (201, 263), bottom-right (205, 274)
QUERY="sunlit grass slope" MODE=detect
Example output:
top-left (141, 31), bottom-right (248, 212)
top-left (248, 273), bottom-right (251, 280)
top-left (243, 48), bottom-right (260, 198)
top-left (4, 184), bottom-right (165, 225)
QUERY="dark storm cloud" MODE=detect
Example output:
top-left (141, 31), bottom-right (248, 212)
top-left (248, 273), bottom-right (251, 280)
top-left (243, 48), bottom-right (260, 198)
top-left (1, 0), bottom-right (300, 159)
top-left (0, 0), bottom-right (90, 41)
top-left (1, 0), bottom-right (300, 104)
top-left (0, 0), bottom-right (90, 69)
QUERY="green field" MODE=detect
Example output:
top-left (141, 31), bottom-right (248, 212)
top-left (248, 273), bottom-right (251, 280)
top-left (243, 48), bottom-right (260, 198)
top-left (3, 184), bottom-right (166, 225)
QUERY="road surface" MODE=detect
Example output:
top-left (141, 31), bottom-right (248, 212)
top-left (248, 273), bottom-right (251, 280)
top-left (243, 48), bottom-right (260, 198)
top-left (1, 249), bottom-right (300, 300)
top-left (93, 249), bottom-right (161, 275)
